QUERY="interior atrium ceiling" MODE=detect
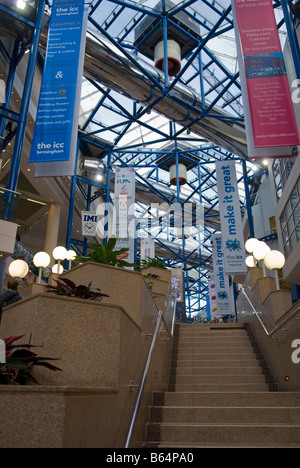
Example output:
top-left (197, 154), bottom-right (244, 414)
top-left (0, 0), bottom-right (295, 315)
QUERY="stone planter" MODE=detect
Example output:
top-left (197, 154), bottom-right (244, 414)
top-left (61, 262), bottom-right (153, 329)
top-left (0, 293), bottom-right (125, 389)
top-left (141, 267), bottom-right (172, 286)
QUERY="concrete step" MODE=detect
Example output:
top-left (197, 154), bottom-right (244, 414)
top-left (175, 352), bottom-right (261, 361)
top-left (173, 366), bottom-right (265, 376)
top-left (153, 392), bottom-right (300, 408)
top-left (150, 406), bottom-right (300, 424)
top-left (147, 420), bottom-right (300, 443)
top-left (173, 383), bottom-right (270, 392)
top-left (146, 423), bottom-right (300, 446)
top-left (174, 359), bottom-right (263, 368)
top-left (177, 336), bottom-right (251, 343)
top-left (173, 344), bottom-right (255, 351)
top-left (170, 374), bottom-right (267, 385)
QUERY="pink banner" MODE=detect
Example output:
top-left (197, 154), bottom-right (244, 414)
top-left (234, 0), bottom-right (300, 149)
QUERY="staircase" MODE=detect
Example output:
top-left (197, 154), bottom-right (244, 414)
top-left (146, 323), bottom-right (300, 448)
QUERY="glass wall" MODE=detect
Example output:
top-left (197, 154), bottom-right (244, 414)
top-left (280, 177), bottom-right (300, 257)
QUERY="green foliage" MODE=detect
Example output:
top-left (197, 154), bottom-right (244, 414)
top-left (47, 278), bottom-right (109, 301)
top-left (140, 257), bottom-right (167, 270)
top-left (0, 335), bottom-right (61, 385)
top-left (75, 237), bottom-right (138, 269)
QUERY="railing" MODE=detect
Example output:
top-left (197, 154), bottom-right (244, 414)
top-left (124, 293), bottom-right (177, 448)
top-left (0, 186), bottom-right (20, 221)
top-left (240, 285), bottom-right (300, 338)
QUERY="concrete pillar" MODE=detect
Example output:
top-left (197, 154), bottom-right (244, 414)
top-left (43, 203), bottom-right (61, 266)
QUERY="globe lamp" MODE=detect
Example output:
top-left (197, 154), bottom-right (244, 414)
top-left (66, 250), bottom-right (76, 270)
top-left (253, 241), bottom-right (270, 276)
top-left (52, 246), bottom-right (67, 272)
top-left (245, 238), bottom-right (260, 254)
top-left (264, 250), bottom-right (286, 290)
top-left (8, 259), bottom-right (29, 279)
top-left (33, 251), bottom-right (51, 283)
top-left (245, 255), bottom-right (256, 268)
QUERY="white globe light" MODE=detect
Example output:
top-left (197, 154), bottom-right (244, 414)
top-left (33, 251), bottom-right (51, 268)
top-left (52, 264), bottom-right (64, 274)
top-left (264, 250), bottom-right (285, 270)
top-left (253, 241), bottom-right (271, 261)
top-left (52, 246), bottom-right (67, 261)
top-left (8, 259), bottom-right (29, 278)
top-left (66, 250), bottom-right (76, 261)
top-left (245, 238), bottom-right (260, 253)
top-left (245, 255), bottom-right (256, 268)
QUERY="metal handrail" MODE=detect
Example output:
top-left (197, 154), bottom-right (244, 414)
top-left (125, 292), bottom-right (177, 448)
top-left (240, 286), bottom-right (300, 338)
top-left (124, 309), bottom-right (163, 448)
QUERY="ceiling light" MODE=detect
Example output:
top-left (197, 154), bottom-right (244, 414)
top-left (17, 0), bottom-right (26, 10)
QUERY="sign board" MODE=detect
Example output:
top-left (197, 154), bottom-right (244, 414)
top-left (211, 233), bottom-right (233, 316)
top-left (81, 211), bottom-right (99, 237)
top-left (114, 167), bottom-right (136, 264)
top-left (216, 161), bottom-right (247, 275)
top-left (30, 0), bottom-right (88, 176)
top-left (232, 0), bottom-right (299, 157)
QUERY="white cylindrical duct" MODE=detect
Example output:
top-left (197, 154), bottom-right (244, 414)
top-left (154, 40), bottom-right (181, 77)
top-left (169, 163), bottom-right (187, 186)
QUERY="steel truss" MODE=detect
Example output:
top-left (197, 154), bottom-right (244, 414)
top-left (0, 0), bottom-right (299, 318)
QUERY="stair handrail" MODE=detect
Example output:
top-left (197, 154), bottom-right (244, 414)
top-left (124, 308), bottom-right (164, 448)
top-left (125, 291), bottom-right (177, 448)
top-left (240, 285), bottom-right (300, 338)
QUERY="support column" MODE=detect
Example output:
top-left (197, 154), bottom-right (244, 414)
top-left (44, 203), bottom-right (61, 266)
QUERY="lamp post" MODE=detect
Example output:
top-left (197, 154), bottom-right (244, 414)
top-left (8, 259), bottom-right (29, 279)
top-left (253, 241), bottom-right (271, 277)
top-left (52, 246), bottom-right (67, 273)
top-left (264, 250), bottom-right (286, 290)
top-left (33, 252), bottom-right (50, 284)
top-left (245, 238), bottom-right (260, 255)
top-left (66, 250), bottom-right (76, 270)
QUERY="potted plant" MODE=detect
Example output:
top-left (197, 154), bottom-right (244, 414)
top-left (61, 238), bottom-right (150, 328)
top-left (46, 278), bottom-right (109, 301)
top-left (0, 335), bottom-right (61, 385)
top-left (75, 237), bottom-right (138, 269)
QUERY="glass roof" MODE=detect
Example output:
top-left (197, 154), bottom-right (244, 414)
top-left (37, 1), bottom-right (292, 314)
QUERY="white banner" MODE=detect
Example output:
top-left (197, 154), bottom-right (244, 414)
top-left (211, 233), bottom-right (233, 316)
top-left (216, 161), bottom-right (247, 275)
top-left (140, 237), bottom-right (155, 262)
top-left (208, 273), bottom-right (218, 320)
top-left (114, 167), bottom-right (135, 264)
top-left (81, 211), bottom-right (99, 237)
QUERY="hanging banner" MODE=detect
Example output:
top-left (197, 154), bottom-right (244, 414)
top-left (140, 237), bottom-right (155, 263)
top-left (114, 167), bottom-right (136, 264)
top-left (81, 211), bottom-right (99, 237)
top-left (216, 161), bottom-right (247, 275)
top-left (232, 0), bottom-right (300, 154)
top-left (208, 273), bottom-right (218, 321)
top-left (30, 0), bottom-right (88, 176)
top-left (211, 233), bottom-right (232, 316)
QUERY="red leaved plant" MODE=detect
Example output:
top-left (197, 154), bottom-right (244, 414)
top-left (0, 335), bottom-right (61, 385)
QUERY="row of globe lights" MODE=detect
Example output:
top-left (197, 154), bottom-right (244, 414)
top-left (245, 238), bottom-right (285, 290)
top-left (8, 247), bottom-right (76, 283)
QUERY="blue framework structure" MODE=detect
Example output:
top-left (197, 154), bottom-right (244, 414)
top-left (0, 0), bottom-right (299, 319)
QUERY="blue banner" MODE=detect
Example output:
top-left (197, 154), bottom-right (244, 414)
top-left (29, 0), bottom-right (86, 165)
